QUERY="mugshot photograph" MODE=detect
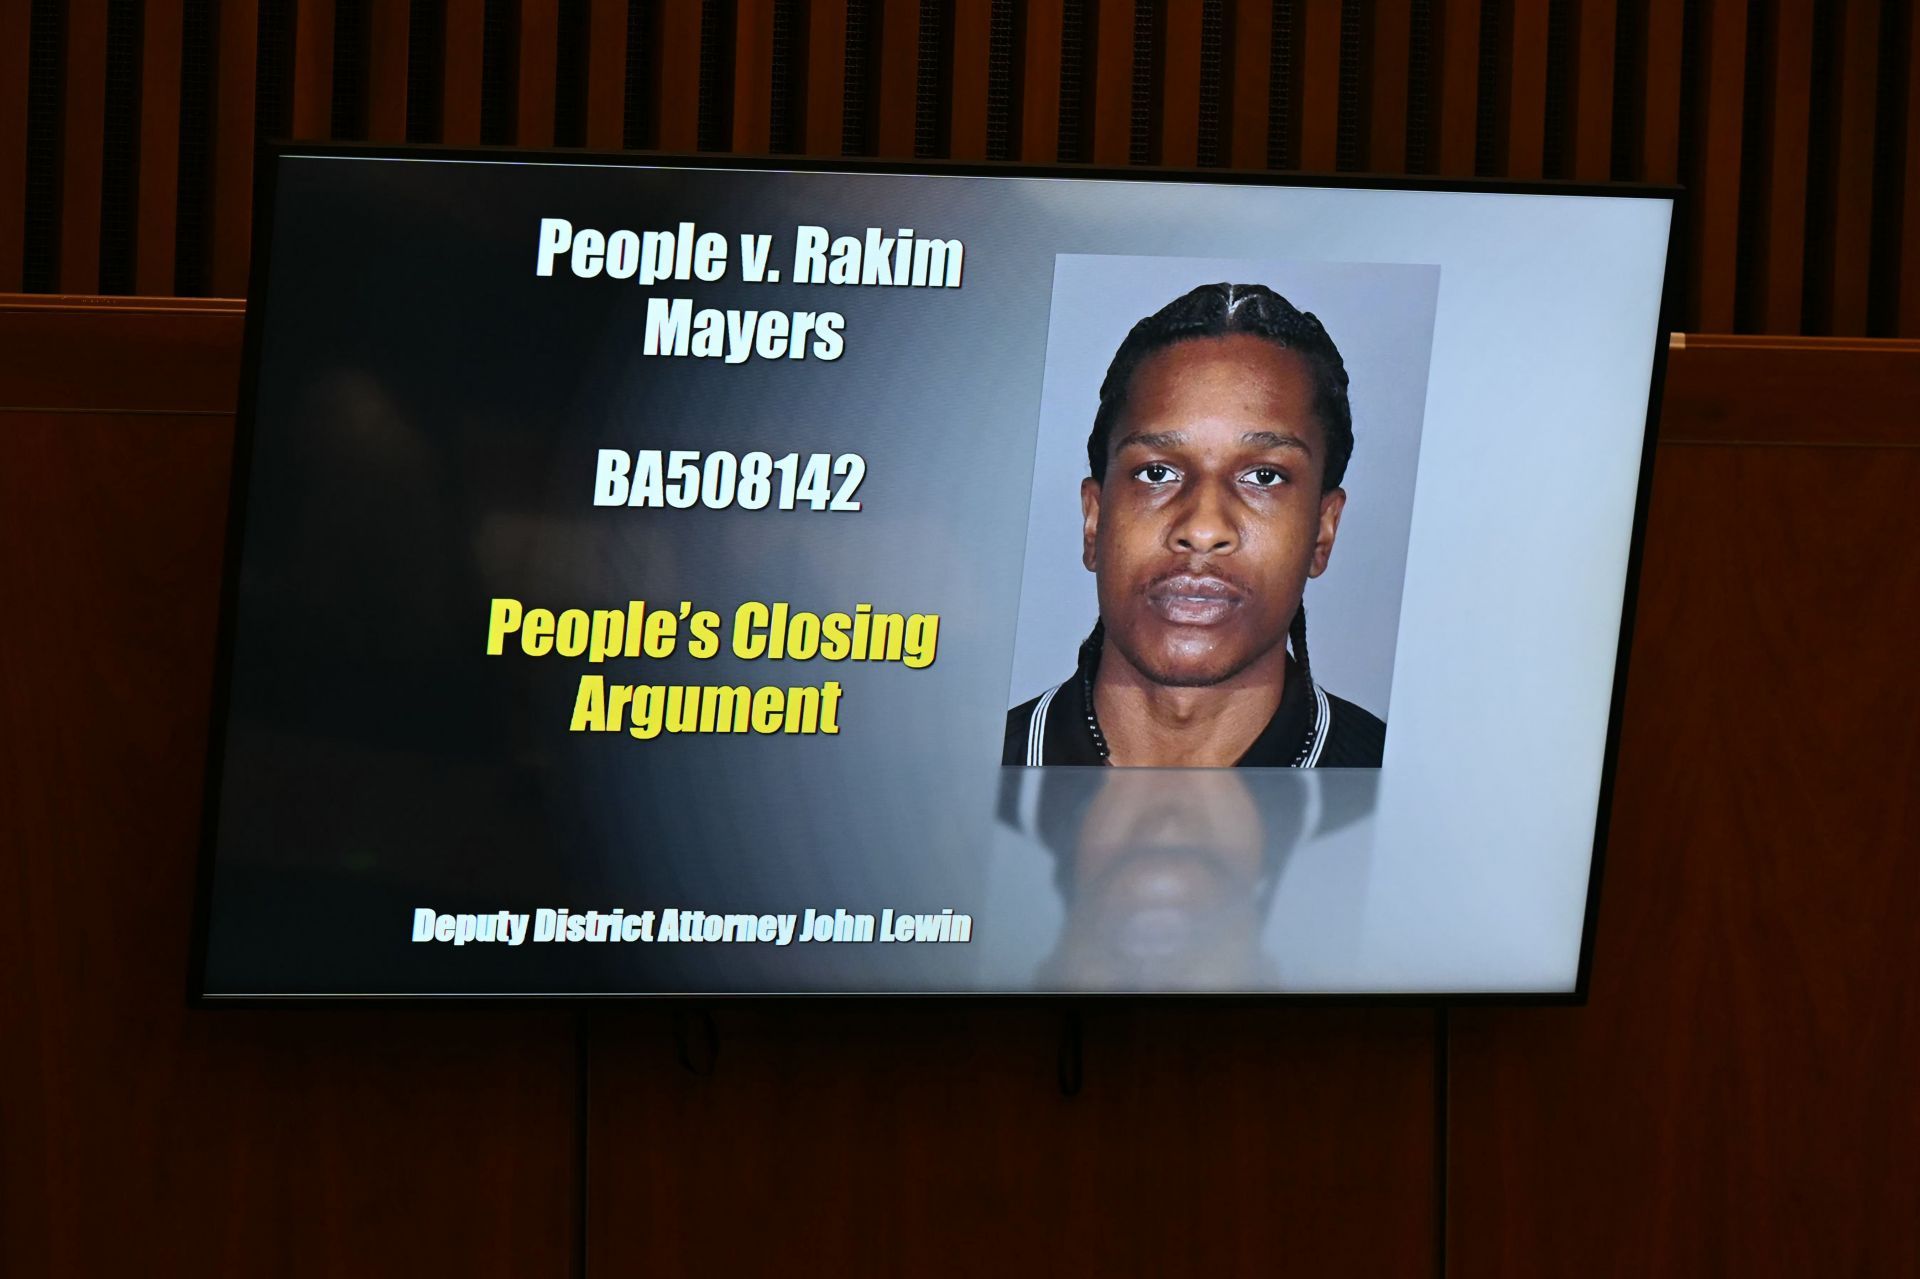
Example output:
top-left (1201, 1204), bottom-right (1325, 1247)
top-left (1006, 282), bottom-right (1388, 769)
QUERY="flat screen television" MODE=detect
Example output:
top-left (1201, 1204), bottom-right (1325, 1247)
top-left (192, 144), bottom-right (1675, 1000)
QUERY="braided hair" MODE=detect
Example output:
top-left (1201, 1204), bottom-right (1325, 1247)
top-left (1086, 282), bottom-right (1353, 678)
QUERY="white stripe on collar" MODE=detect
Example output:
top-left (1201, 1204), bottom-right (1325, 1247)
top-left (1303, 682), bottom-right (1331, 767)
top-left (1026, 681), bottom-right (1063, 766)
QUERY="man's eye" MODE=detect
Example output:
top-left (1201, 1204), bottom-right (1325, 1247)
top-left (1134, 463), bottom-right (1178, 485)
top-left (1245, 467), bottom-right (1288, 488)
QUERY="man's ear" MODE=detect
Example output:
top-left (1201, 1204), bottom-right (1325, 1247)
top-left (1308, 487), bottom-right (1346, 578)
top-left (1080, 476), bottom-right (1103, 572)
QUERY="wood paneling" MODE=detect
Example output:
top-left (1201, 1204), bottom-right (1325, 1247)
top-left (57, 0), bottom-right (110, 294)
top-left (1449, 339), bottom-right (1920, 1277)
top-left (586, 1005), bottom-right (1438, 1276)
top-left (4, 297), bottom-right (1920, 1274)
top-left (136, 0), bottom-right (187, 296)
top-left (0, 301), bottom-right (580, 1275)
top-left (0, 0), bottom-right (30, 292)
top-left (8, 0), bottom-right (1916, 333)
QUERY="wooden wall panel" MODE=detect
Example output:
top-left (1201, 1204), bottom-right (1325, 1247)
top-left (1298, 0), bottom-right (1341, 171)
top-left (135, 0), bottom-right (187, 295)
top-left (1433, 0), bottom-right (1481, 174)
top-left (1502, 0), bottom-right (1550, 178)
top-left (208, 0), bottom-right (259, 298)
top-left (0, 0), bottom-right (29, 292)
top-left (587, 1006), bottom-right (1439, 1277)
top-left (1568, 0), bottom-right (1615, 180)
top-left (57, 0), bottom-right (109, 294)
top-left (290, 0), bottom-right (336, 140)
top-left (1226, 0), bottom-right (1272, 170)
top-left (367, 0), bottom-right (412, 142)
top-left (6, 0), bottom-right (1915, 334)
top-left (0, 301), bottom-right (579, 1279)
top-left (1752, 0), bottom-right (1814, 333)
top-left (1448, 346), bottom-right (1920, 1273)
top-left (1368, 0), bottom-right (1413, 173)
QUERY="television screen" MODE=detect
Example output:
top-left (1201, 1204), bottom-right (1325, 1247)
top-left (194, 146), bottom-right (1672, 998)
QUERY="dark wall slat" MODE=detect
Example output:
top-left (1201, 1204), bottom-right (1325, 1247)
top-left (1756, 0), bottom-right (1815, 334)
top-left (1434, 0), bottom-right (1480, 174)
top-left (134, 1), bottom-right (184, 296)
top-left (1228, 0), bottom-right (1273, 169)
top-left (1370, 0), bottom-right (1413, 171)
top-left (1640, 0), bottom-right (1683, 182)
top-left (732, 0), bottom-right (775, 152)
top-left (1822, 0), bottom-right (1881, 335)
top-left (1090, 0), bottom-right (1132, 166)
top-left (291, 0), bottom-right (335, 138)
top-left (873, 0), bottom-right (919, 156)
top-left (806, 0), bottom-right (850, 155)
top-left (652, 0), bottom-right (701, 151)
top-left (1297, 0), bottom-right (1341, 171)
top-left (208, 0), bottom-right (258, 297)
top-left (368, 0), bottom-right (410, 140)
top-left (951, 0), bottom-right (992, 159)
top-left (443, 0), bottom-right (485, 144)
top-left (1503, 0), bottom-right (1550, 177)
top-left (515, 2), bottom-right (558, 146)
top-left (0, 0), bottom-right (29, 291)
top-left (1569, 0), bottom-right (1616, 179)
top-left (1903, 1), bottom-right (1920, 337)
top-left (1690, 0), bottom-right (1749, 332)
top-left (1160, 0), bottom-right (1204, 168)
top-left (585, 0), bottom-right (628, 147)
top-left (1020, 0), bottom-right (1063, 162)
top-left (60, 1), bottom-right (110, 294)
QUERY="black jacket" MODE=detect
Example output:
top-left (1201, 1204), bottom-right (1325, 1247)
top-left (1004, 627), bottom-right (1386, 767)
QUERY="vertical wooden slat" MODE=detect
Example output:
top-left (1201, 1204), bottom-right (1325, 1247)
top-left (291, 0), bottom-right (335, 139)
top-left (1757, 0), bottom-right (1814, 333)
top-left (1569, 0), bottom-right (1615, 179)
top-left (59, 1), bottom-right (110, 293)
top-left (879, 0), bottom-right (921, 154)
top-left (1369, 0), bottom-right (1413, 171)
top-left (1227, 0), bottom-right (1272, 169)
top-left (1020, 0), bottom-right (1063, 162)
top-left (873, 0), bottom-right (918, 156)
top-left (1902, 1), bottom-right (1920, 337)
top-left (442, 0), bottom-right (484, 145)
top-left (1435, 0), bottom-right (1480, 174)
top-left (950, 0), bottom-right (992, 159)
top-left (1091, 0), bottom-right (1133, 165)
top-left (732, 0), bottom-right (774, 151)
top-left (208, 0), bottom-right (259, 298)
top-left (1691, 0), bottom-right (1748, 331)
top-left (1503, 0), bottom-right (1549, 177)
top-left (516, 4), bottom-right (559, 146)
top-left (1641, 0), bottom-right (1683, 182)
top-left (1824, 0), bottom-right (1880, 335)
top-left (805, 0), bottom-right (849, 155)
top-left (0, 0), bottom-right (29, 290)
top-left (1299, 0), bottom-right (1342, 170)
top-left (366, 1), bottom-right (409, 140)
top-left (583, 0), bottom-right (627, 147)
top-left (135, 0), bottom-right (185, 296)
top-left (1159, 0), bottom-right (1203, 167)
top-left (655, 0), bottom-right (701, 150)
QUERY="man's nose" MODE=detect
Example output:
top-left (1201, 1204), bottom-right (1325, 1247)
top-left (1168, 481), bottom-right (1238, 555)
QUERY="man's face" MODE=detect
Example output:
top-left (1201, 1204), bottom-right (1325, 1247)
top-left (1082, 334), bottom-right (1346, 688)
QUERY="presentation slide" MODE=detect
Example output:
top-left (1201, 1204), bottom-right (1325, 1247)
top-left (196, 152), bottom-right (1671, 996)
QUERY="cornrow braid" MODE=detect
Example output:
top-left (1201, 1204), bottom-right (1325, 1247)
top-left (1086, 281), bottom-right (1353, 491)
top-left (1087, 282), bottom-right (1348, 681)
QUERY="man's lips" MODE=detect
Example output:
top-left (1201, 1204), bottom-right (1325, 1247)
top-left (1144, 574), bottom-right (1248, 626)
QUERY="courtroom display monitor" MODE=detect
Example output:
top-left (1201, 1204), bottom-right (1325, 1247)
top-left (192, 146), bottom-right (1674, 999)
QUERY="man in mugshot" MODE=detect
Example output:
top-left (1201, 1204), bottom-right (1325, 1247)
top-left (1005, 282), bottom-right (1387, 768)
